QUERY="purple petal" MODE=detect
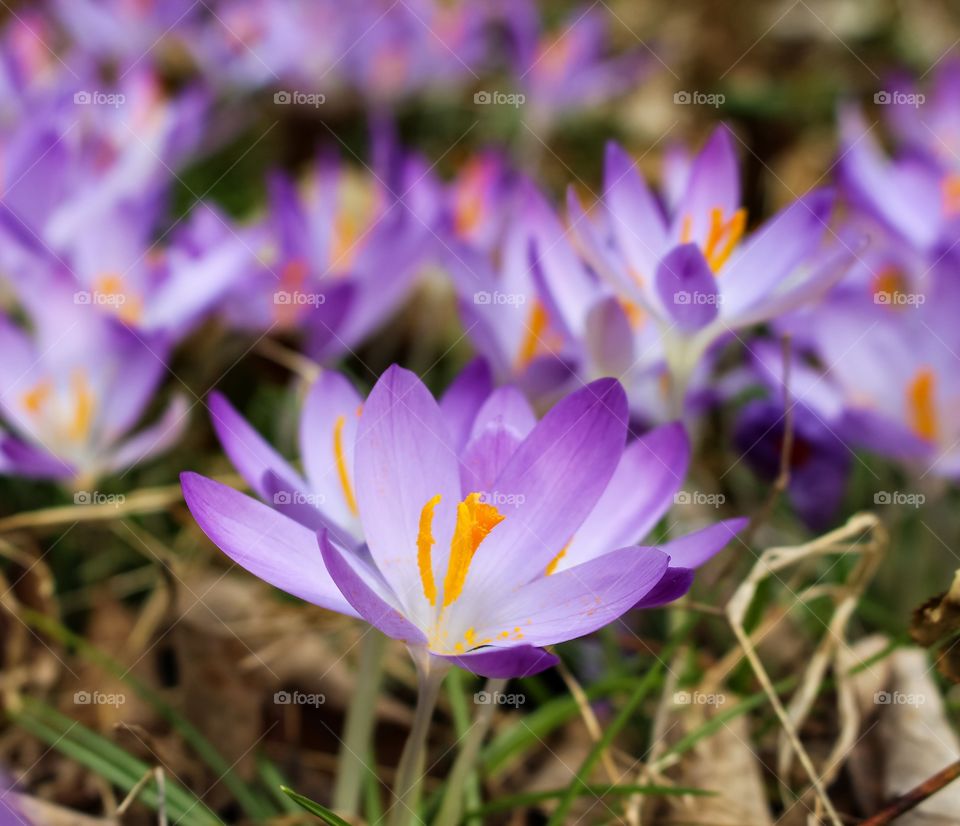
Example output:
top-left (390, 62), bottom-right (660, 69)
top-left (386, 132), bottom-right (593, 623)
top-left (474, 546), bottom-right (670, 647)
top-left (721, 189), bottom-right (833, 318)
top-left (180, 472), bottom-right (355, 616)
top-left (209, 392), bottom-right (303, 501)
top-left (584, 295), bottom-right (636, 378)
top-left (0, 436), bottom-right (74, 480)
top-left (561, 422), bottom-right (691, 569)
top-left (468, 386), bottom-right (537, 442)
top-left (658, 518), bottom-right (747, 569)
top-left (655, 244), bottom-right (719, 331)
top-left (103, 395), bottom-right (190, 475)
top-left (441, 645), bottom-right (560, 679)
top-left (438, 358), bottom-right (493, 452)
top-left (464, 379), bottom-right (629, 595)
top-left (604, 141), bottom-right (667, 280)
top-left (318, 530), bottom-right (426, 644)
top-left (673, 126), bottom-right (740, 244)
top-left (354, 366), bottom-right (461, 626)
top-left (299, 370), bottom-right (364, 527)
top-left (633, 566), bottom-right (695, 608)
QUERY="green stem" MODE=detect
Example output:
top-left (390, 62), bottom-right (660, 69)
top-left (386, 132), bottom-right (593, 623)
top-left (332, 631), bottom-right (388, 816)
top-left (388, 650), bottom-right (449, 826)
top-left (435, 677), bottom-right (507, 826)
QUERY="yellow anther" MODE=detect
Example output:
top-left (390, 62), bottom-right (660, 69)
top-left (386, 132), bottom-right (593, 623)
top-left (545, 541), bottom-right (571, 576)
top-left (907, 368), bottom-right (938, 442)
top-left (333, 415), bottom-right (359, 517)
top-left (703, 207), bottom-right (746, 272)
top-left (417, 494), bottom-right (442, 605)
top-left (68, 370), bottom-right (94, 442)
top-left (515, 300), bottom-right (550, 370)
top-left (443, 493), bottom-right (505, 608)
top-left (22, 380), bottom-right (52, 415)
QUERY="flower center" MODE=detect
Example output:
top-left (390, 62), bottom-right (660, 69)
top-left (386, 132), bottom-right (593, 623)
top-left (417, 492), bottom-right (506, 651)
top-left (681, 206), bottom-right (747, 273)
top-left (21, 369), bottom-right (95, 443)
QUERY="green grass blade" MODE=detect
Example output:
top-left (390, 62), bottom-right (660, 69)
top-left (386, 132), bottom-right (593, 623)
top-left (469, 783), bottom-right (714, 817)
top-left (280, 786), bottom-right (353, 825)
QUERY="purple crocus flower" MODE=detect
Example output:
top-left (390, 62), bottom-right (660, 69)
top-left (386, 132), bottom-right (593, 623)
top-left (181, 364), bottom-right (744, 678)
top-left (838, 62), bottom-right (960, 259)
top-left (0, 285), bottom-right (187, 483)
top-left (772, 273), bottom-right (960, 478)
top-left (502, 0), bottom-right (649, 129)
top-left (226, 154), bottom-right (429, 359)
top-left (572, 126), bottom-right (849, 413)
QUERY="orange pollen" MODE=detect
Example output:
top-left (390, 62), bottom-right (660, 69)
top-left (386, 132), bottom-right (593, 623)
top-left (333, 415), bottom-right (359, 517)
top-left (907, 368), bottom-right (938, 442)
top-left (443, 493), bottom-right (505, 608)
top-left (702, 207), bottom-right (747, 273)
top-left (943, 174), bottom-right (960, 215)
top-left (619, 298), bottom-right (647, 330)
top-left (516, 300), bottom-right (551, 370)
top-left (22, 380), bottom-right (52, 415)
top-left (417, 494), bottom-right (442, 605)
top-left (68, 370), bottom-right (94, 441)
top-left (545, 541), bottom-right (571, 576)
top-left (94, 273), bottom-right (143, 325)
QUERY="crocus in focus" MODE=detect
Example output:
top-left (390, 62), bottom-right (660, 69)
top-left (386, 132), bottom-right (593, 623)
top-left (182, 364), bottom-right (744, 678)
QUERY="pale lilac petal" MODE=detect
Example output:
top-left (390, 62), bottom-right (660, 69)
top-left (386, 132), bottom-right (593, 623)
top-left (354, 366), bottom-right (461, 625)
top-left (262, 471), bottom-right (359, 551)
top-left (560, 423), bottom-right (690, 569)
top-left (209, 392), bottom-right (303, 500)
top-left (299, 370), bottom-right (364, 527)
top-left (463, 379), bottom-right (628, 596)
top-left (441, 646), bottom-right (559, 679)
top-left (721, 189), bottom-right (833, 318)
top-left (103, 395), bottom-right (190, 475)
top-left (460, 424), bottom-right (525, 497)
top-left (673, 126), bottom-right (740, 244)
top-left (659, 518), bottom-right (747, 569)
top-left (318, 530), bottom-right (426, 644)
top-left (0, 436), bottom-right (74, 480)
top-left (439, 358), bottom-right (493, 452)
top-left (468, 386), bottom-right (537, 442)
top-left (180, 472), bottom-right (355, 616)
top-left (604, 141), bottom-right (667, 280)
top-left (655, 244), bottom-right (719, 331)
top-left (584, 295), bottom-right (637, 378)
top-left (473, 547), bottom-right (670, 647)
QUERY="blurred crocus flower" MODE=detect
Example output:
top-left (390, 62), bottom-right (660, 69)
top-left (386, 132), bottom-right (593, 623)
top-left (572, 126), bottom-right (847, 414)
top-left (50, 0), bottom-right (201, 66)
top-left (0, 68), bottom-right (207, 261)
top-left (773, 275), bottom-right (960, 477)
top-left (0, 288), bottom-right (187, 483)
top-left (734, 342), bottom-right (853, 531)
top-left (503, 0), bottom-right (649, 128)
top-left (227, 155), bottom-right (428, 359)
top-left (182, 364), bottom-right (744, 678)
top-left (9, 203), bottom-right (248, 340)
top-left (839, 61), bottom-right (960, 258)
